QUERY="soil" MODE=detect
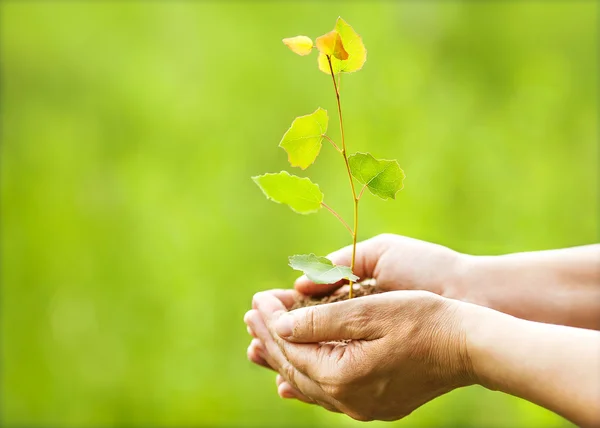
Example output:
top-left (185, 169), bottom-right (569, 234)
top-left (291, 281), bottom-right (383, 310)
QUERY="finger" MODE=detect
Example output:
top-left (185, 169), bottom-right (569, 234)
top-left (252, 289), bottom-right (303, 310)
top-left (278, 381), bottom-right (301, 399)
top-left (254, 292), bottom-right (351, 382)
top-left (276, 376), bottom-right (314, 404)
top-left (276, 374), bottom-right (285, 386)
top-left (248, 304), bottom-right (321, 377)
top-left (278, 381), bottom-right (340, 413)
top-left (247, 325), bottom-right (257, 338)
top-left (274, 293), bottom-right (388, 343)
top-left (294, 236), bottom-right (391, 295)
top-left (247, 339), bottom-right (275, 371)
top-left (245, 307), bottom-right (339, 409)
top-left (251, 337), bottom-right (313, 388)
top-left (293, 274), bottom-right (346, 297)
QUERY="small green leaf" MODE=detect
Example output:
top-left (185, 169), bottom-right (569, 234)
top-left (279, 108), bottom-right (328, 170)
top-left (252, 171), bottom-right (323, 214)
top-left (348, 152), bottom-right (405, 200)
top-left (289, 254), bottom-right (359, 284)
top-left (318, 17), bottom-right (367, 75)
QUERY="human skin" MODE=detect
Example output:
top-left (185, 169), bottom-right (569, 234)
top-left (294, 234), bottom-right (600, 330)
top-left (245, 235), bottom-right (600, 424)
top-left (245, 290), bottom-right (600, 426)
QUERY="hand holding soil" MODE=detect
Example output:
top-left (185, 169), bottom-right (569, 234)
top-left (246, 289), bottom-right (472, 421)
top-left (294, 233), bottom-right (600, 329)
top-left (245, 235), bottom-right (600, 426)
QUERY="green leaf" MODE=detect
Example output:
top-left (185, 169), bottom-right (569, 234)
top-left (348, 152), bottom-right (405, 200)
top-left (252, 171), bottom-right (323, 214)
top-left (318, 17), bottom-right (367, 75)
top-left (279, 107), bottom-right (328, 170)
top-left (289, 254), bottom-right (359, 284)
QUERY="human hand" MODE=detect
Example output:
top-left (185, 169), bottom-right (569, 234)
top-left (244, 290), bottom-right (474, 421)
top-left (246, 232), bottom-right (469, 405)
top-left (294, 234), bottom-right (467, 299)
top-left (294, 235), bottom-right (600, 329)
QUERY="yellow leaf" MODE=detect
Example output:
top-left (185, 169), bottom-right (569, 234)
top-left (282, 35), bottom-right (314, 56)
top-left (315, 30), bottom-right (348, 60)
top-left (318, 17), bottom-right (367, 74)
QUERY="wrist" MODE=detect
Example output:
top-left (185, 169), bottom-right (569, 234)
top-left (428, 297), bottom-right (479, 390)
top-left (458, 301), bottom-right (518, 391)
top-left (443, 253), bottom-right (482, 304)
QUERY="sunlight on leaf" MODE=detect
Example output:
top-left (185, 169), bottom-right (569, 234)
top-left (315, 30), bottom-right (349, 61)
top-left (282, 35), bottom-right (314, 56)
top-left (289, 254), bottom-right (359, 284)
top-left (252, 171), bottom-right (323, 214)
top-left (318, 17), bottom-right (367, 75)
top-left (279, 107), bottom-right (328, 170)
top-left (349, 152), bottom-right (405, 200)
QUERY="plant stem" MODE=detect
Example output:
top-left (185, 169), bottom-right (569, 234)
top-left (352, 198), bottom-right (358, 295)
top-left (358, 184), bottom-right (368, 200)
top-left (321, 202), bottom-right (353, 236)
top-left (322, 134), bottom-right (341, 152)
top-left (326, 55), bottom-right (358, 299)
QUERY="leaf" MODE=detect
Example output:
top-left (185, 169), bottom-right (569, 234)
top-left (348, 152), bottom-right (405, 200)
top-left (252, 171), bottom-right (323, 214)
top-left (315, 30), bottom-right (349, 60)
top-left (289, 254), bottom-right (359, 284)
top-left (279, 107), bottom-right (328, 170)
top-left (318, 17), bottom-right (367, 75)
top-left (282, 35), bottom-right (314, 56)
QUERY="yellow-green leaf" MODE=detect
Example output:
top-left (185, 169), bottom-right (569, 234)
top-left (348, 152), bottom-right (405, 200)
top-left (289, 254), bottom-right (359, 284)
top-left (252, 171), bottom-right (323, 214)
top-left (279, 107), bottom-right (328, 170)
top-left (315, 30), bottom-right (348, 61)
top-left (318, 17), bottom-right (367, 74)
top-left (282, 35), bottom-right (313, 56)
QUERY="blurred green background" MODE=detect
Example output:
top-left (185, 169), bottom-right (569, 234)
top-left (1, 1), bottom-right (597, 427)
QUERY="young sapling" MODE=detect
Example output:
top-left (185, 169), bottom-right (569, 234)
top-left (253, 18), bottom-right (405, 299)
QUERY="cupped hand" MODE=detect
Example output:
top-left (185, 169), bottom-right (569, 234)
top-left (294, 234), bottom-right (467, 299)
top-left (244, 290), bottom-right (474, 421)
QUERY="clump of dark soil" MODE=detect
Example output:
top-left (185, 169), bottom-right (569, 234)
top-left (291, 281), bottom-right (383, 310)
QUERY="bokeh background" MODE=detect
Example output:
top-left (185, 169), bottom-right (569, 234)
top-left (1, 1), bottom-right (597, 427)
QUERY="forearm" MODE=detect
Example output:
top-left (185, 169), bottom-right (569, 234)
top-left (462, 303), bottom-right (600, 427)
top-left (458, 245), bottom-right (600, 329)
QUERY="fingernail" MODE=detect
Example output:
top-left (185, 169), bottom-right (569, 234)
top-left (275, 313), bottom-right (294, 338)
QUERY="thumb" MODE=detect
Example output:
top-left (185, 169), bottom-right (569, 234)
top-left (274, 296), bottom-right (384, 343)
top-left (294, 235), bottom-right (392, 296)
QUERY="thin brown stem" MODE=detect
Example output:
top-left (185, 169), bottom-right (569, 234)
top-left (351, 198), bottom-right (359, 296)
top-left (321, 202), bottom-right (353, 236)
top-left (322, 134), bottom-right (341, 153)
top-left (327, 54), bottom-right (358, 299)
top-left (358, 184), bottom-right (368, 200)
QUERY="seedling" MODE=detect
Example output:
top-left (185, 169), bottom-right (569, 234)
top-left (253, 18), bottom-right (405, 299)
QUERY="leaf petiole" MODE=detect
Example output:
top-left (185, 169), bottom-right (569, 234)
top-left (321, 202), bottom-right (354, 237)
top-left (322, 134), bottom-right (342, 153)
top-left (358, 184), bottom-right (368, 200)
